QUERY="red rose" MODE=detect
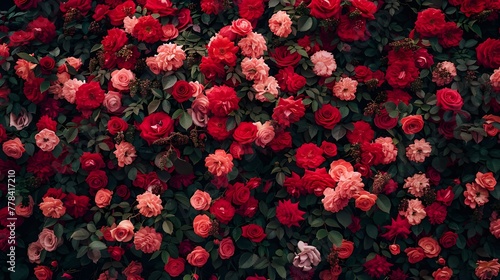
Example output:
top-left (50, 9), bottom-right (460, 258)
top-left (210, 199), bottom-right (235, 224)
top-left (206, 85), bottom-right (240, 116)
top-left (14, 0), bottom-right (40, 10)
top-left (354, 163), bottom-right (372, 177)
top-left (207, 116), bottom-right (233, 141)
top-left (107, 246), bottom-right (125, 261)
top-left (0, 125), bottom-right (6, 143)
top-left (24, 78), bottom-right (47, 104)
top-left (303, 168), bottom-right (336, 196)
top-left (86, 170), bottom-right (108, 195)
top-left (0, 228), bottom-right (9, 251)
top-left (63, 193), bottom-right (90, 218)
top-left (92, 4), bottom-right (110, 21)
top-left (438, 120), bottom-right (456, 140)
top-left (405, 247), bottom-right (426, 264)
top-left (59, 0), bottom-right (92, 15)
top-left (425, 202), bottom-right (447, 225)
top-left (176, 8), bottom-right (192, 31)
top-left (414, 8), bottom-right (446, 37)
top-left (460, 0), bottom-right (486, 17)
top-left (75, 81), bottom-right (105, 115)
top-left (297, 35), bottom-right (320, 55)
top-left (116, 45), bottom-right (140, 70)
top-left (246, 276), bottom-right (267, 280)
top-left (107, 1), bottom-right (136, 26)
top-left (80, 152), bottom-right (105, 172)
top-left (350, 0), bottom-right (377, 20)
top-left (308, 0), bottom-right (341, 19)
top-left (241, 224), bottom-right (266, 242)
top-left (201, 0), bottom-right (224, 15)
top-left (270, 46), bottom-right (302, 68)
top-left (144, 0), bottom-right (176, 16)
top-left (138, 112), bottom-right (175, 145)
top-left (354, 65), bottom-right (373, 82)
top-left (436, 186), bottom-right (454, 206)
top-left (199, 56), bottom-right (226, 80)
top-left (269, 130), bottom-right (292, 152)
top-left (27, 17), bottom-right (56, 44)
top-left (36, 115), bottom-right (57, 132)
top-left (321, 141), bottom-right (337, 157)
top-left (237, 196), bottom-right (259, 218)
top-left (400, 115), bottom-right (424, 134)
top-left (386, 61), bottom-right (419, 88)
top-left (132, 15), bottom-right (163, 44)
top-left (413, 48), bottom-right (434, 69)
top-left (272, 97), bottom-right (306, 127)
top-left (360, 142), bottom-right (384, 166)
top-left (34, 265), bottom-right (52, 280)
top-left (107, 116), bottom-right (128, 135)
top-left (232, 184), bottom-right (250, 205)
top-left (439, 231), bottom-right (458, 248)
top-left (102, 28), bottom-right (128, 52)
top-left (346, 121), bottom-right (374, 144)
top-left (438, 22), bottom-right (463, 48)
top-left (337, 15), bottom-right (367, 42)
top-left (374, 109), bottom-right (398, 130)
top-left (426, 167), bottom-right (441, 186)
top-left (275, 67), bottom-right (306, 94)
top-left (476, 38), bottom-right (500, 69)
top-left (172, 80), bottom-right (192, 103)
top-left (115, 184), bottom-right (130, 200)
top-left (436, 88), bottom-right (463, 111)
top-left (164, 257), bottom-right (185, 277)
top-left (39, 56), bottom-right (55, 74)
top-left (8, 31), bottom-right (35, 47)
top-left (238, 0), bottom-right (265, 21)
top-left (276, 199), bottom-right (305, 227)
top-left (233, 122), bottom-right (258, 144)
top-left (314, 104), bottom-right (341, 130)
top-left (386, 89), bottom-right (412, 105)
top-left (296, 143), bottom-right (325, 169)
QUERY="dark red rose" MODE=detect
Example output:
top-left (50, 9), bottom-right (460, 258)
top-left (27, 151), bottom-right (56, 181)
top-left (354, 163), bottom-right (372, 177)
top-left (102, 28), bottom-right (128, 52)
top-left (36, 115), bottom-right (57, 131)
top-left (438, 22), bottom-right (463, 48)
top-left (308, 0), bottom-right (341, 19)
top-left (24, 78), bottom-right (47, 104)
top-left (86, 170), bottom-right (108, 195)
top-left (60, 0), bottom-right (92, 15)
top-left (107, 246), bottom-right (125, 261)
top-left (201, 0), bottom-right (224, 15)
top-left (92, 4), bottom-right (110, 21)
top-left (132, 15), bottom-right (163, 44)
top-left (438, 120), bottom-right (456, 140)
top-left (179, 240), bottom-right (194, 257)
top-left (337, 15), bottom-right (367, 42)
top-left (386, 89), bottom-right (412, 105)
top-left (436, 88), bottom-right (463, 111)
top-left (314, 104), bottom-right (341, 130)
top-left (107, 116), bottom-right (128, 135)
top-left (64, 193), bottom-right (90, 218)
top-left (241, 224), bottom-right (266, 242)
top-left (100, 226), bottom-right (114, 242)
top-left (209, 199), bottom-right (235, 224)
top-left (348, 216), bottom-right (361, 233)
top-left (270, 46), bottom-right (302, 68)
top-left (426, 167), bottom-right (441, 186)
top-left (75, 81), bottom-right (105, 115)
top-left (386, 61), bottom-right (419, 88)
top-left (27, 17), bottom-right (56, 44)
top-left (169, 173), bottom-right (195, 189)
top-left (246, 178), bottom-right (261, 190)
top-left (206, 85), bottom-right (240, 116)
top-left (476, 38), bottom-right (500, 69)
top-left (199, 56), bottom-right (226, 80)
top-left (360, 142), bottom-right (384, 166)
top-left (116, 45), bottom-right (140, 70)
top-left (39, 56), bottom-right (55, 74)
top-left (144, 0), bottom-right (176, 16)
top-left (207, 116), bottom-right (232, 141)
top-left (297, 35), bottom-right (320, 56)
top-left (237, 196), bottom-right (259, 218)
top-left (80, 152), bottom-right (105, 172)
top-left (346, 121), bottom-right (374, 144)
top-left (414, 8), bottom-right (446, 37)
top-left (296, 143), bottom-right (325, 169)
top-left (8, 30), bottom-right (35, 47)
top-left (321, 141), bottom-right (338, 157)
top-left (176, 8), bottom-right (192, 31)
top-left (460, 0), bottom-right (486, 17)
top-left (232, 184), bottom-right (251, 205)
top-left (0, 228), bottom-right (10, 251)
top-left (436, 186), bottom-right (454, 206)
top-left (383, 179), bottom-right (398, 195)
top-left (115, 185), bottom-right (130, 200)
top-left (269, 130), bottom-right (292, 152)
top-left (14, 0), bottom-right (40, 10)
top-left (164, 257), bottom-right (185, 277)
top-left (238, 0), bottom-right (265, 22)
top-left (284, 172), bottom-right (306, 198)
top-left (374, 108), bottom-right (398, 130)
top-left (233, 122), bottom-right (258, 144)
top-left (413, 48), bottom-right (434, 69)
top-left (0, 124), bottom-right (6, 143)
top-left (107, 0), bottom-right (136, 26)
top-left (44, 188), bottom-right (66, 199)
top-left (439, 231), bottom-right (458, 248)
top-left (138, 112), bottom-right (175, 145)
top-left (172, 80), bottom-right (192, 103)
top-left (303, 168), bottom-right (336, 196)
top-left (246, 275), bottom-right (267, 280)
top-left (354, 65), bottom-right (373, 82)
top-left (275, 67), bottom-right (306, 94)
top-left (350, 0), bottom-right (377, 20)
top-left (425, 202), bottom-right (447, 225)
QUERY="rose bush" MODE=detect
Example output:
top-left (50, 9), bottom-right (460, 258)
top-left (1, 0), bottom-right (500, 279)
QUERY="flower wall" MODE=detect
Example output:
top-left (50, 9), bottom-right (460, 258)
top-left (1, 0), bottom-right (500, 279)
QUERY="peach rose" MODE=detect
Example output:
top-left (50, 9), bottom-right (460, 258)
top-left (328, 159), bottom-right (354, 183)
top-left (231, 18), bottom-right (253, 36)
top-left (136, 192), bottom-right (163, 217)
top-left (432, 266), bottom-right (453, 280)
top-left (193, 214), bottom-right (212, 238)
top-left (187, 246), bottom-right (210, 267)
top-left (161, 24), bottom-right (179, 41)
top-left (389, 244), bottom-right (400, 255)
top-left (14, 59), bottom-right (36, 80)
top-left (103, 91), bottom-right (122, 113)
top-left (9, 108), bottom-right (32, 130)
top-left (111, 68), bottom-right (135, 91)
top-left (268, 11), bottom-right (292, 38)
top-left (28, 241), bottom-right (43, 263)
top-left (190, 190), bottom-right (212, 211)
top-left (110, 220), bottom-right (135, 242)
top-left (95, 189), bottom-right (113, 208)
top-left (353, 190), bottom-right (377, 211)
top-left (146, 57), bottom-right (161, 75)
top-left (218, 237), bottom-right (235, 260)
top-left (38, 228), bottom-right (62, 252)
top-left (475, 259), bottom-right (500, 280)
top-left (156, 43), bottom-right (186, 72)
top-left (49, 83), bottom-right (63, 99)
top-left (205, 149), bottom-right (234, 177)
top-left (310, 50), bottom-right (337, 77)
top-left (65, 57), bottom-right (83, 71)
top-left (133, 226), bottom-right (162, 254)
top-left (254, 121), bottom-right (275, 148)
top-left (336, 240), bottom-right (354, 259)
top-left (475, 172), bottom-right (497, 191)
top-left (16, 195), bottom-right (34, 218)
top-left (2, 138), bottom-right (25, 159)
top-left (39, 197), bottom-right (66, 218)
top-left (418, 237), bottom-right (441, 258)
top-left (35, 128), bottom-right (60, 152)
top-left (114, 141), bottom-right (137, 167)
top-left (401, 115), bottom-right (424, 134)
top-left (491, 68), bottom-right (500, 92)
top-left (238, 32), bottom-right (267, 58)
top-left (57, 72), bottom-right (71, 84)
top-left (61, 78), bottom-right (84, 104)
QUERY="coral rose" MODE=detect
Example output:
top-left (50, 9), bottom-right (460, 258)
top-left (475, 172), bottom-right (497, 191)
top-left (193, 214), bottom-right (212, 238)
top-left (39, 197), bottom-right (66, 218)
top-left (205, 149), bottom-right (234, 177)
top-left (401, 115), bottom-right (424, 134)
top-left (136, 192), bottom-right (163, 217)
top-left (354, 191), bottom-right (377, 211)
top-left (432, 267), bottom-right (453, 280)
top-left (187, 246), bottom-right (210, 267)
top-left (190, 190), bottom-right (212, 211)
top-left (2, 138), bottom-right (25, 159)
top-left (133, 226), bottom-right (162, 254)
top-left (110, 220), bottom-right (135, 242)
top-left (95, 189), bottom-right (113, 208)
top-left (418, 237), bottom-right (441, 258)
top-left (218, 237), bottom-right (235, 259)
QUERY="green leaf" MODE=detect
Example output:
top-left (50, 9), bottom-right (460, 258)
top-left (40, 80), bottom-right (50, 93)
top-left (239, 253), bottom-right (258, 269)
top-left (487, 159), bottom-right (500, 173)
top-left (148, 99), bottom-right (161, 114)
top-left (275, 265), bottom-right (287, 278)
top-left (54, 223), bottom-right (63, 238)
top-left (328, 230), bottom-right (343, 247)
top-left (366, 224), bottom-right (378, 239)
top-left (128, 167), bottom-right (138, 180)
top-left (17, 52), bottom-right (38, 63)
top-left (91, 44), bottom-right (102, 52)
top-left (298, 17), bottom-right (313, 32)
top-left (336, 210), bottom-right (352, 228)
top-left (316, 229), bottom-right (328, 240)
top-left (162, 75), bottom-right (177, 90)
top-left (179, 112), bottom-right (193, 130)
top-left (71, 228), bottom-right (90, 240)
top-left (162, 220), bottom-right (174, 235)
top-left (376, 194), bottom-right (391, 213)
top-left (89, 240), bottom-right (107, 251)
top-left (10, 263), bottom-right (29, 280)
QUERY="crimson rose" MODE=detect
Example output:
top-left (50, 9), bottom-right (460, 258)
top-left (138, 112), bottom-right (175, 145)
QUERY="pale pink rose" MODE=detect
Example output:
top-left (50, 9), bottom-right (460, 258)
top-left (311, 50), bottom-right (337, 77)
top-left (403, 173), bottom-right (430, 197)
top-left (322, 188), bottom-right (350, 213)
top-left (14, 59), bottom-right (36, 80)
top-left (475, 259), bottom-right (500, 280)
top-left (49, 83), bottom-right (63, 99)
top-left (111, 68), bottom-right (135, 91)
top-left (491, 68), bottom-right (500, 92)
top-left (205, 149), bottom-right (234, 177)
top-left (146, 56), bottom-right (161, 75)
top-left (328, 159), bottom-right (354, 182)
top-left (189, 81), bottom-right (204, 98)
top-left (254, 121), bottom-right (275, 148)
top-left (38, 228), bottom-right (62, 252)
top-left (333, 77), bottom-right (358, 101)
top-left (156, 43), bottom-right (186, 72)
top-left (113, 141), bottom-right (137, 167)
top-left (268, 11), bottom-right (293, 38)
top-left (133, 226), bottom-right (162, 254)
top-left (39, 197), bottom-right (66, 218)
top-left (136, 192), bottom-right (163, 217)
top-left (124, 16), bottom-right (138, 34)
top-left (16, 195), bottom-right (34, 218)
top-left (28, 241), bottom-right (43, 264)
top-left (403, 199), bottom-right (426, 225)
top-left (35, 128), bottom-right (60, 152)
top-left (241, 57), bottom-right (269, 81)
top-left (61, 78), bottom-right (84, 104)
top-left (2, 138), bottom-right (25, 159)
top-left (110, 220), bottom-right (135, 242)
top-left (293, 241), bottom-right (321, 271)
top-left (374, 137), bottom-right (398, 164)
top-left (406, 138), bottom-right (432, 163)
top-left (161, 24), bottom-right (179, 41)
top-left (9, 108), bottom-right (32, 130)
top-left (188, 95), bottom-right (210, 127)
top-left (231, 18), bottom-right (253, 36)
top-left (238, 32), bottom-right (267, 58)
top-left (432, 61), bottom-right (457, 86)
top-left (464, 182), bottom-right (489, 209)
top-left (66, 57), bottom-right (83, 71)
top-left (95, 189), bottom-right (113, 208)
top-left (336, 171), bottom-right (364, 199)
top-left (190, 189), bottom-right (212, 211)
top-left (253, 76), bottom-right (279, 102)
top-left (103, 91), bottom-right (122, 113)
top-left (57, 72), bottom-right (71, 84)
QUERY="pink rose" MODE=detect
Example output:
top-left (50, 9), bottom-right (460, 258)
top-left (187, 246), bottom-right (210, 267)
top-left (9, 108), bottom-right (32, 130)
top-left (34, 128), bottom-right (60, 152)
top-left (2, 138), bottom-right (25, 159)
top-left (161, 24), bottom-right (179, 41)
top-left (95, 189), bottom-right (113, 208)
top-left (103, 91), bottom-right (123, 113)
top-left (218, 237), bottom-right (235, 259)
top-left (231, 18), bottom-right (253, 36)
top-left (111, 68), bottom-right (135, 91)
top-left (110, 220), bottom-right (135, 242)
top-left (188, 95), bottom-right (210, 127)
top-left (190, 190), bottom-right (212, 211)
top-left (254, 121), bottom-right (275, 148)
top-left (65, 57), bottom-right (83, 71)
top-left (38, 228), bottom-right (62, 252)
